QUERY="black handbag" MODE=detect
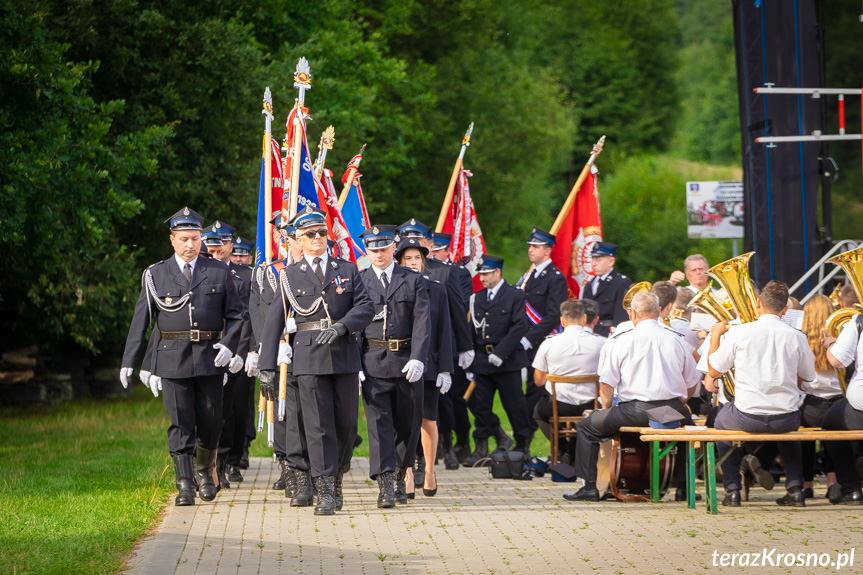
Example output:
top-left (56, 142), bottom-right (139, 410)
top-left (490, 451), bottom-right (531, 480)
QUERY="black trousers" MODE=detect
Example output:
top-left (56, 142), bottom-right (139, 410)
top-left (574, 399), bottom-right (692, 485)
top-left (715, 403), bottom-right (803, 491)
top-left (800, 394), bottom-right (840, 481)
top-left (822, 398), bottom-right (863, 494)
top-left (219, 371), bottom-right (253, 465)
top-left (472, 370), bottom-right (531, 442)
top-left (442, 366), bottom-right (473, 445)
top-left (297, 373), bottom-right (359, 477)
top-left (362, 375), bottom-right (423, 478)
top-left (245, 377), bottom-right (257, 446)
top-left (272, 371), bottom-right (310, 471)
top-left (533, 391), bottom-right (593, 441)
top-left (161, 375), bottom-right (224, 455)
top-left (523, 348), bottom-right (542, 433)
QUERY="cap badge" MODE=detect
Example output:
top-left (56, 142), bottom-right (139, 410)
top-left (304, 205), bottom-right (313, 214)
top-left (183, 207), bottom-right (190, 216)
top-left (215, 222), bottom-right (221, 229)
top-left (373, 226), bottom-right (379, 235)
top-left (410, 218), bottom-right (416, 225)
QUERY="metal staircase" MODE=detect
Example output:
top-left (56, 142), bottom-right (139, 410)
top-left (790, 239), bottom-right (862, 304)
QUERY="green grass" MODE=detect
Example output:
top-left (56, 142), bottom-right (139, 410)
top-left (0, 386), bottom-right (174, 575)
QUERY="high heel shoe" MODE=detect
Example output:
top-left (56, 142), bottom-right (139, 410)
top-left (423, 470), bottom-right (437, 497)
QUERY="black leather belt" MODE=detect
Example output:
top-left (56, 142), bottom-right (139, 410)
top-left (160, 330), bottom-right (220, 341)
top-left (482, 344), bottom-right (495, 354)
top-left (803, 394), bottom-right (842, 405)
top-left (295, 319), bottom-right (332, 333)
top-left (739, 409), bottom-right (797, 422)
top-left (366, 338), bottom-right (411, 351)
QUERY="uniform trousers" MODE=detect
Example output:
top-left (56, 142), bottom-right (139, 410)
top-left (822, 399), bottom-right (863, 494)
top-left (715, 403), bottom-right (803, 492)
top-left (800, 394), bottom-right (840, 481)
top-left (219, 372), bottom-right (253, 465)
top-left (574, 399), bottom-right (692, 485)
top-left (442, 367), bottom-right (473, 445)
top-left (298, 373), bottom-right (358, 477)
top-left (523, 349), bottom-right (543, 433)
top-left (533, 392), bottom-right (594, 441)
top-left (244, 380), bottom-right (257, 448)
top-left (161, 375), bottom-right (224, 455)
top-left (281, 371), bottom-right (310, 471)
top-left (472, 371), bottom-right (532, 442)
top-left (362, 375), bottom-right (423, 478)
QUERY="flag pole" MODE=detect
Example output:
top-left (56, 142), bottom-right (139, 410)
top-left (338, 144), bottom-right (367, 208)
top-left (314, 126), bottom-right (336, 180)
top-left (435, 122), bottom-right (474, 233)
top-left (549, 135), bottom-right (606, 235)
top-left (263, 87), bottom-right (274, 265)
top-left (288, 57), bottom-right (311, 220)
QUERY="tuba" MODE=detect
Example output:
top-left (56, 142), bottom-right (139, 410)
top-left (689, 280), bottom-right (737, 399)
top-left (825, 247), bottom-right (863, 394)
top-left (622, 281), bottom-right (652, 311)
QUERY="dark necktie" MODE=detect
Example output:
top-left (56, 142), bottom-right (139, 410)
top-left (183, 263), bottom-right (192, 285)
top-left (313, 257), bottom-right (325, 283)
top-left (381, 272), bottom-right (389, 291)
top-left (487, 290), bottom-right (493, 303)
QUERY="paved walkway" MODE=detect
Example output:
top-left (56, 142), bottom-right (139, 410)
top-left (123, 458), bottom-right (863, 574)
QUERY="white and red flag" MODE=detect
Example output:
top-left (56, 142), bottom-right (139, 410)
top-left (441, 169), bottom-right (486, 292)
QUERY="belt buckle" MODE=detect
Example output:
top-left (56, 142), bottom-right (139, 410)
top-left (388, 339), bottom-right (399, 352)
top-left (189, 330), bottom-right (200, 342)
top-left (320, 318), bottom-right (331, 330)
top-left (485, 344), bottom-right (494, 354)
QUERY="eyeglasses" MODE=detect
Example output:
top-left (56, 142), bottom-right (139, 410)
top-left (301, 229), bottom-right (328, 239)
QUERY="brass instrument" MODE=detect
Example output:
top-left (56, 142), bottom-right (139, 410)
top-left (668, 307), bottom-right (686, 321)
top-left (829, 284), bottom-right (842, 310)
top-left (824, 246), bottom-right (863, 394)
top-left (689, 280), bottom-right (737, 399)
top-left (622, 281), bottom-right (652, 311)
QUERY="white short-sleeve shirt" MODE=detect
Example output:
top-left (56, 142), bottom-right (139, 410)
top-left (532, 325), bottom-right (604, 406)
top-left (829, 319), bottom-right (863, 410)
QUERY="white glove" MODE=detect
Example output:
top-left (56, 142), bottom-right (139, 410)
top-left (228, 354), bottom-right (244, 374)
top-left (466, 372), bottom-right (475, 381)
top-left (139, 370), bottom-right (151, 387)
top-left (436, 372), bottom-right (452, 394)
top-left (120, 367), bottom-right (133, 389)
top-left (213, 343), bottom-right (233, 367)
top-left (149, 375), bottom-right (162, 397)
top-left (520, 337), bottom-right (532, 350)
top-left (359, 370), bottom-right (366, 382)
top-left (245, 351), bottom-right (260, 377)
top-left (223, 373), bottom-right (228, 386)
top-left (277, 342), bottom-right (293, 366)
top-left (488, 353), bottom-right (504, 367)
top-left (285, 316), bottom-right (297, 335)
top-left (402, 359), bottom-right (425, 383)
top-left (458, 350), bottom-right (475, 370)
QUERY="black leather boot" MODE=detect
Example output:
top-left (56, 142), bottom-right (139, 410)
top-left (493, 426), bottom-right (514, 452)
top-left (272, 459), bottom-right (289, 490)
top-left (453, 441), bottom-right (471, 464)
top-left (285, 468), bottom-right (298, 498)
top-left (334, 471), bottom-right (344, 511)
top-left (172, 454), bottom-right (196, 506)
top-left (290, 470), bottom-right (314, 507)
top-left (217, 457), bottom-right (231, 490)
top-left (195, 448), bottom-right (218, 501)
top-left (227, 464), bottom-right (243, 483)
top-left (314, 476), bottom-right (336, 515)
top-left (414, 457), bottom-right (426, 489)
top-left (394, 467), bottom-right (408, 505)
top-left (377, 471), bottom-right (396, 508)
top-left (464, 438), bottom-right (490, 467)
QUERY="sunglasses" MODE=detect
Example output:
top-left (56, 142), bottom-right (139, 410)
top-left (301, 229), bottom-right (328, 239)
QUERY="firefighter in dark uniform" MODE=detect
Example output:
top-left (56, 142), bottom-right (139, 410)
top-left (120, 207), bottom-right (245, 506)
top-left (518, 227), bottom-right (568, 451)
top-left (396, 237), bottom-right (453, 497)
top-left (583, 242), bottom-right (630, 337)
top-left (258, 207), bottom-right (374, 516)
top-left (463, 255), bottom-right (532, 465)
top-left (357, 228), bottom-right (431, 507)
top-left (249, 217), bottom-right (312, 503)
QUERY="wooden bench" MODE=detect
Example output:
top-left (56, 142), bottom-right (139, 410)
top-left (619, 426), bottom-right (863, 514)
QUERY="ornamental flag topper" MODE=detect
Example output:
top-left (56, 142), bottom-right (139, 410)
top-left (294, 57), bottom-right (311, 103)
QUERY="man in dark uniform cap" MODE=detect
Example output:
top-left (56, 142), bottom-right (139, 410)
top-left (463, 255), bottom-right (532, 465)
top-left (583, 241), bottom-right (631, 337)
top-left (231, 237), bottom-right (254, 266)
top-left (519, 227), bottom-right (568, 451)
top-left (259, 206), bottom-right (374, 515)
top-left (120, 207), bottom-right (244, 506)
top-left (357, 228), bottom-right (430, 507)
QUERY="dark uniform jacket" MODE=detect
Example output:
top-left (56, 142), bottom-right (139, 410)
top-left (469, 281), bottom-right (528, 374)
top-left (228, 261), bottom-right (253, 357)
top-left (249, 260), bottom-right (286, 349)
top-left (423, 276), bottom-right (454, 381)
top-left (360, 265), bottom-right (431, 379)
top-left (259, 256), bottom-right (374, 376)
top-left (522, 262), bottom-right (568, 348)
top-left (122, 256), bottom-right (245, 379)
top-left (426, 258), bottom-right (472, 354)
top-left (447, 260), bottom-right (473, 308)
top-left (588, 268), bottom-right (632, 337)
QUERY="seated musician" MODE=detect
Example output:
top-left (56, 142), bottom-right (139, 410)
top-left (531, 299), bottom-right (604, 464)
top-left (564, 292), bottom-right (699, 502)
top-left (707, 280), bottom-right (817, 507)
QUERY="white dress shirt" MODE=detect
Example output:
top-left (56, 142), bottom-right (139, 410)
top-left (174, 253), bottom-right (197, 277)
top-left (304, 252), bottom-right (330, 275)
top-left (533, 258), bottom-right (552, 278)
top-left (801, 369), bottom-right (843, 400)
top-left (371, 260), bottom-right (395, 285)
top-left (708, 314), bottom-right (816, 415)
top-left (828, 319), bottom-right (863, 410)
top-left (599, 319), bottom-right (701, 402)
top-left (532, 325), bottom-right (604, 406)
top-left (485, 278), bottom-right (505, 301)
top-left (590, 270), bottom-right (613, 296)
top-left (670, 317), bottom-right (702, 350)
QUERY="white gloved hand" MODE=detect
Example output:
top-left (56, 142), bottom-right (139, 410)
top-left (458, 350), bottom-right (475, 370)
top-left (213, 343), bottom-right (233, 367)
top-left (277, 342), bottom-right (293, 366)
top-left (436, 372), bottom-right (452, 394)
top-left (488, 353), bottom-right (504, 367)
top-left (223, 373), bottom-right (228, 386)
top-left (119, 367), bottom-right (133, 389)
top-left (520, 337), bottom-right (532, 350)
top-left (359, 370), bottom-right (366, 382)
top-left (245, 351), bottom-right (260, 377)
top-left (228, 354), bottom-right (244, 374)
top-left (149, 375), bottom-right (162, 397)
top-left (466, 372), bottom-right (475, 381)
top-left (139, 370), bottom-right (151, 387)
top-left (285, 316), bottom-right (297, 335)
top-left (402, 359), bottom-right (425, 383)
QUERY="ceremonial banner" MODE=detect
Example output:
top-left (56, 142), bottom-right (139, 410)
top-left (551, 165), bottom-right (602, 298)
top-left (282, 106), bottom-right (325, 215)
top-left (441, 169), bottom-right (486, 292)
top-left (255, 138), bottom-right (286, 266)
top-left (319, 168), bottom-right (361, 263)
top-left (339, 163), bottom-right (371, 268)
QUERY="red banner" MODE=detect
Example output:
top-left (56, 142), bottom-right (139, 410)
top-left (268, 139), bottom-right (286, 260)
top-left (441, 169), bottom-right (486, 292)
